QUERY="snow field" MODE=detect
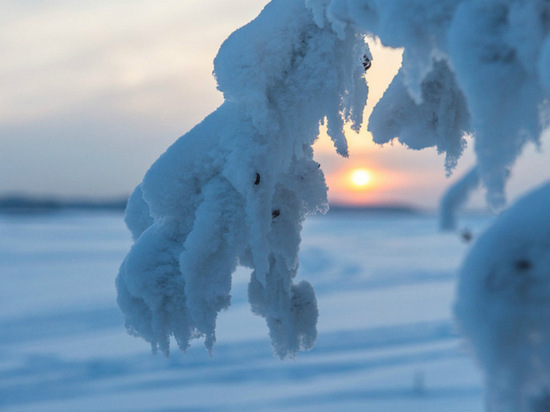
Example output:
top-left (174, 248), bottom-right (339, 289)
top-left (0, 211), bottom-right (489, 411)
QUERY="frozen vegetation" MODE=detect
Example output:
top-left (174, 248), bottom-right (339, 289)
top-left (117, 1), bottom-right (550, 409)
top-left (117, 0), bottom-right (369, 357)
top-left (315, 0), bottom-right (550, 209)
top-left (439, 167), bottom-right (480, 232)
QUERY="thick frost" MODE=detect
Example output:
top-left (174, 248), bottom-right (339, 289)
top-left (369, 59), bottom-right (470, 174)
top-left (317, 0), bottom-right (550, 207)
top-left (455, 183), bottom-right (550, 411)
top-left (117, 0), bottom-right (369, 357)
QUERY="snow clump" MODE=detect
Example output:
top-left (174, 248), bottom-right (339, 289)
top-left (116, 0), bottom-right (369, 358)
top-left (455, 183), bottom-right (550, 411)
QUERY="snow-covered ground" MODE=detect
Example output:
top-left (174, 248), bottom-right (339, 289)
top-left (0, 210), bottom-right (491, 411)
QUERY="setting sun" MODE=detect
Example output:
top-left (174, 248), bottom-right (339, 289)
top-left (350, 169), bottom-right (372, 187)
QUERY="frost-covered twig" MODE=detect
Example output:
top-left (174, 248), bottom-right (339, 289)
top-left (439, 166), bottom-right (479, 231)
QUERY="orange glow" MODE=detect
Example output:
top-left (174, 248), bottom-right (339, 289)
top-left (309, 39), bottom-right (414, 206)
top-left (343, 167), bottom-right (380, 193)
top-left (340, 167), bottom-right (381, 197)
top-left (321, 162), bottom-right (416, 206)
top-left (350, 168), bottom-right (371, 187)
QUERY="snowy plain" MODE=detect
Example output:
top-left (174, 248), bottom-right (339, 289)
top-left (0, 209), bottom-right (491, 411)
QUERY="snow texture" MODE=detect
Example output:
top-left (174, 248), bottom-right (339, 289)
top-left (369, 59), bottom-right (470, 174)
top-left (2, 211), bottom-right (488, 411)
top-left (455, 183), bottom-right (550, 411)
top-left (316, 0), bottom-right (550, 208)
top-left (117, 0), bottom-right (369, 357)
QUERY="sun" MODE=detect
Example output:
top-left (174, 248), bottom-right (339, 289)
top-left (350, 168), bottom-right (372, 187)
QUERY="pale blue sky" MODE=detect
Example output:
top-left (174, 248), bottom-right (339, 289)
top-left (1, 1), bottom-right (549, 209)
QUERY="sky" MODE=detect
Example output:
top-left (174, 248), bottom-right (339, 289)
top-left (2, 0), bottom-right (550, 210)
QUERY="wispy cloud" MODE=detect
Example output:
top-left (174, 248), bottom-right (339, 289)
top-left (0, 0), bottom-right (265, 125)
top-left (0, 1), bottom-right (267, 197)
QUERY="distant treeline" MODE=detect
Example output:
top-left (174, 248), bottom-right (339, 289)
top-left (328, 204), bottom-right (419, 214)
top-left (0, 195), bottom-right (419, 215)
top-left (0, 195), bottom-right (128, 213)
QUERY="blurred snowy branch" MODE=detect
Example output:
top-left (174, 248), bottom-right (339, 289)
top-left (456, 183), bottom-right (550, 411)
top-left (439, 167), bottom-right (479, 231)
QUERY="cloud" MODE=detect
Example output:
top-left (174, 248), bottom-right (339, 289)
top-left (0, 0), bottom-right (267, 125)
top-left (0, 1), bottom-right (268, 197)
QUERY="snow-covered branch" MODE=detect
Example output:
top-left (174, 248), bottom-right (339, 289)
top-left (118, 1), bottom-right (550, 383)
top-left (314, 0), bottom-right (550, 207)
top-left (117, 0), bottom-right (369, 357)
